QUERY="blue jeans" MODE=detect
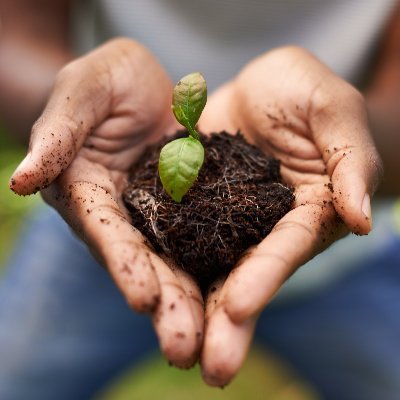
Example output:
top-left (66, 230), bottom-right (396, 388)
top-left (1, 206), bottom-right (400, 400)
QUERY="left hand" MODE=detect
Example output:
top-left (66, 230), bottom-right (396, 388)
top-left (197, 46), bottom-right (382, 386)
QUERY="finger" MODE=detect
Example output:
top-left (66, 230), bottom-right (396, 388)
top-left (172, 267), bottom-right (205, 346)
top-left (280, 166), bottom-right (331, 187)
top-left (78, 113), bottom-right (179, 171)
top-left (42, 157), bottom-right (161, 313)
top-left (198, 83), bottom-right (237, 133)
top-left (45, 156), bottom-right (204, 367)
top-left (201, 280), bottom-right (257, 387)
top-left (310, 78), bottom-right (383, 234)
top-left (9, 51), bottom-right (112, 195)
top-left (255, 126), bottom-right (321, 160)
top-left (202, 83), bottom-right (323, 165)
top-left (152, 262), bottom-right (204, 369)
top-left (204, 278), bottom-right (225, 318)
top-left (223, 203), bottom-right (345, 323)
top-left (9, 38), bottom-right (173, 195)
top-left (253, 139), bottom-right (326, 174)
top-left (234, 47), bottom-right (382, 234)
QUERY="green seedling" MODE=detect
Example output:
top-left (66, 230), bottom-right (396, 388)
top-left (158, 72), bottom-right (207, 202)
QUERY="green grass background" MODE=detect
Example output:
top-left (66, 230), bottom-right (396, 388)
top-left (0, 129), bottom-right (319, 399)
top-left (0, 132), bottom-right (40, 266)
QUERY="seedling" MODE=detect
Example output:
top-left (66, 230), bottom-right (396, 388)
top-left (124, 72), bottom-right (294, 286)
top-left (158, 72), bottom-right (207, 202)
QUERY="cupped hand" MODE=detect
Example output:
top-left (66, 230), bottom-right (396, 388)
top-left (9, 38), bottom-right (203, 368)
top-left (198, 46), bottom-right (383, 385)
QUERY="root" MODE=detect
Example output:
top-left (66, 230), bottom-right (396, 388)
top-left (123, 131), bottom-right (294, 287)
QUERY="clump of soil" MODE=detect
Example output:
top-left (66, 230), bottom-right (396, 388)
top-left (123, 131), bottom-right (294, 288)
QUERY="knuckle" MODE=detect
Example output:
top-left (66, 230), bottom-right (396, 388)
top-left (55, 56), bottom-right (107, 94)
top-left (276, 45), bottom-right (311, 57)
top-left (265, 45), bottom-right (313, 63)
top-left (105, 36), bottom-right (141, 52)
top-left (313, 79), bottom-right (365, 116)
top-left (100, 37), bottom-right (150, 70)
top-left (55, 59), bottom-right (81, 85)
top-left (344, 84), bottom-right (365, 107)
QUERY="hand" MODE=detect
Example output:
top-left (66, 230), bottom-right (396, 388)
top-left (198, 46), bottom-right (382, 385)
top-left (9, 38), bottom-right (203, 368)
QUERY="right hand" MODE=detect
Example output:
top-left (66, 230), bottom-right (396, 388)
top-left (9, 38), bottom-right (203, 368)
top-left (198, 46), bottom-right (382, 386)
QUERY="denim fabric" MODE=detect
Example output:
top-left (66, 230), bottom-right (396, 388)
top-left (257, 232), bottom-right (400, 400)
top-left (1, 206), bottom-right (400, 399)
top-left (0, 207), bottom-right (157, 400)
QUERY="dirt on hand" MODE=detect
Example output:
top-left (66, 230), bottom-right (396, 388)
top-left (123, 131), bottom-right (294, 289)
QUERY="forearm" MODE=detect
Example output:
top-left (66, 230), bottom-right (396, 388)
top-left (0, 0), bottom-right (73, 143)
top-left (366, 97), bottom-right (400, 196)
top-left (364, 3), bottom-right (400, 196)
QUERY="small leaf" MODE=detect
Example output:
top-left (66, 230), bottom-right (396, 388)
top-left (158, 137), bottom-right (204, 202)
top-left (172, 72), bottom-right (207, 140)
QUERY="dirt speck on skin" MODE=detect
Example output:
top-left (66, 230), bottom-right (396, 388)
top-left (326, 182), bottom-right (334, 193)
top-left (120, 263), bottom-right (132, 275)
top-left (123, 131), bottom-right (294, 288)
top-left (153, 295), bottom-right (161, 304)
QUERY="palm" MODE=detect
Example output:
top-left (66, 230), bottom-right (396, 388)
top-left (198, 47), bottom-right (379, 386)
top-left (236, 60), bottom-right (345, 260)
top-left (11, 39), bottom-right (202, 369)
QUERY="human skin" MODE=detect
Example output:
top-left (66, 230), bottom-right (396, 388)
top-left (8, 39), bottom-right (382, 383)
top-left (10, 38), bottom-right (204, 369)
top-left (2, 0), bottom-right (396, 388)
top-left (198, 47), bottom-right (381, 385)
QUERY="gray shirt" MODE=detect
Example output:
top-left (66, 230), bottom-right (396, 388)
top-left (72, 0), bottom-right (395, 89)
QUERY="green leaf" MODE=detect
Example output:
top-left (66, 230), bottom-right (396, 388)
top-left (159, 72), bottom-right (207, 202)
top-left (158, 137), bottom-right (204, 202)
top-left (172, 72), bottom-right (207, 140)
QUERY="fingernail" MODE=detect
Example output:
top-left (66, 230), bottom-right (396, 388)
top-left (9, 153), bottom-right (33, 193)
top-left (361, 193), bottom-right (371, 221)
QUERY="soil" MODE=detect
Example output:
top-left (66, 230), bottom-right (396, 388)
top-left (123, 131), bottom-right (294, 289)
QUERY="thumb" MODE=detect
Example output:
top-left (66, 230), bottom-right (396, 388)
top-left (9, 42), bottom-right (117, 195)
top-left (311, 81), bottom-right (383, 235)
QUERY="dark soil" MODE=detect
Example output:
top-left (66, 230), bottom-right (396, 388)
top-left (123, 131), bottom-right (294, 288)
